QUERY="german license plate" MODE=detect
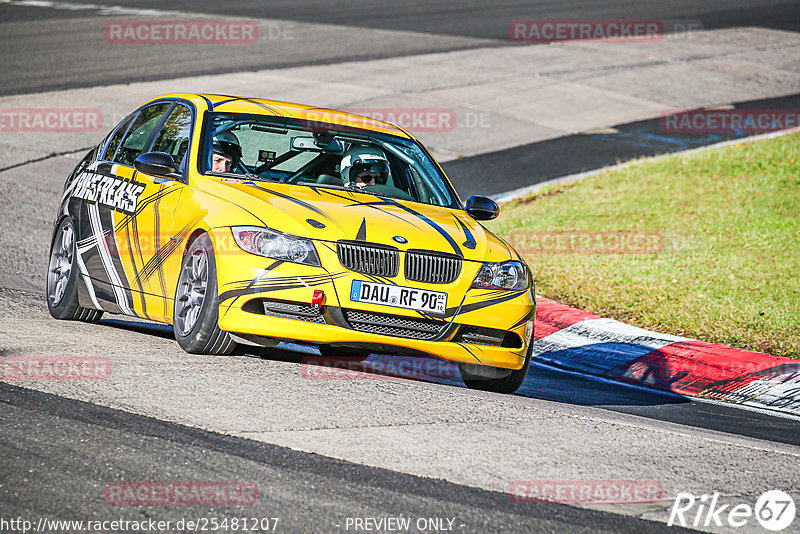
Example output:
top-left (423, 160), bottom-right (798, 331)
top-left (349, 280), bottom-right (447, 315)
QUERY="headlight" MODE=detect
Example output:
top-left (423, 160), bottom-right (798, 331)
top-left (472, 260), bottom-right (529, 291)
top-left (231, 226), bottom-right (320, 266)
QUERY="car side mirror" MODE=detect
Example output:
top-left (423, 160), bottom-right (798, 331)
top-left (134, 152), bottom-right (178, 178)
top-left (464, 195), bottom-right (499, 220)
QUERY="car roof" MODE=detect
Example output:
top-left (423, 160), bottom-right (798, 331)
top-left (144, 92), bottom-right (413, 139)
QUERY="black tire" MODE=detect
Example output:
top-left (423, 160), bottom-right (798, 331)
top-left (459, 340), bottom-right (533, 394)
top-left (173, 233), bottom-right (236, 355)
top-left (46, 217), bottom-right (103, 323)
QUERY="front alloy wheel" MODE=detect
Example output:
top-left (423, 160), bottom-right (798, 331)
top-left (173, 233), bottom-right (236, 355)
top-left (175, 246), bottom-right (208, 337)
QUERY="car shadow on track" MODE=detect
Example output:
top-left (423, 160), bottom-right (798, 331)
top-left (235, 342), bottom-right (690, 408)
top-left (99, 317), bottom-right (688, 408)
top-left (100, 318), bottom-right (175, 339)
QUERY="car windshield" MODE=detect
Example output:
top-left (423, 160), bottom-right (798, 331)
top-left (201, 112), bottom-right (459, 208)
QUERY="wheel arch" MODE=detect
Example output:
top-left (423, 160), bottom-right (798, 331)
top-left (175, 223), bottom-right (230, 304)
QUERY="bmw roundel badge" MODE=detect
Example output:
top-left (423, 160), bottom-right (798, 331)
top-left (392, 236), bottom-right (408, 244)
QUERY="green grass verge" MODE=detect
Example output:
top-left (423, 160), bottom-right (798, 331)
top-left (488, 133), bottom-right (800, 358)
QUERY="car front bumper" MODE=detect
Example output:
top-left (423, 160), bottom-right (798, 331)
top-left (213, 230), bottom-right (535, 370)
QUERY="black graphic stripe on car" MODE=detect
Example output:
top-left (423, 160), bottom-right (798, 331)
top-left (445, 291), bottom-right (523, 317)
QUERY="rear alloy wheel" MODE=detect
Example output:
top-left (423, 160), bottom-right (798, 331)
top-left (173, 233), bottom-right (236, 355)
top-left (458, 340), bottom-right (532, 394)
top-left (46, 217), bottom-right (103, 323)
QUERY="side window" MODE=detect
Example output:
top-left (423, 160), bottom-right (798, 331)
top-left (152, 104), bottom-right (193, 166)
top-left (113, 103), bottom-right (171, 166)
top-left (101, 113), bottom-right (135, 162)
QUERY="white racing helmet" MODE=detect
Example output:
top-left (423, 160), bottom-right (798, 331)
top-left (340, 146), bottom-right (390, 187)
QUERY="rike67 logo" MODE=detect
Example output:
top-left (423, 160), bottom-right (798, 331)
top-left (668, 490), bottom-right (796, 531)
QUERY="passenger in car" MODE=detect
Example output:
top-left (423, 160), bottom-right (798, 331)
top-left (340, 146), bottom-right (390, 189)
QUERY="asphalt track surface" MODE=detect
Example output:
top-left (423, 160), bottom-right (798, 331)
top-left (2, 2), bottom-right (800, 532)
top-left (446, 92), bottom-right (800, 198)
top-left (1, 383), bottom-right (697, 534)
top-left (1, 299), bottom-right (798, 532)
top-left (25, 310), bottom-right (800, 448)
top-left (38, 314), bottom-right (800, 447)
top-left (6, 0), bottom-right (799, 36)
top-left (2, 0), bottom-right (799, 95)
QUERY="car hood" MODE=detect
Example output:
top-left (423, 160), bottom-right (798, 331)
top-left (204, 179), bottom-right (512, 262)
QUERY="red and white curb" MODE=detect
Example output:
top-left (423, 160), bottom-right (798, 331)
top-left (533, 297), bottom-right (800, 416)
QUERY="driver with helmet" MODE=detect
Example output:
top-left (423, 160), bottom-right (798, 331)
top-left (340, 146), bottom-right (390, 189)
top-left (211, 131), bottom-right (242, 173)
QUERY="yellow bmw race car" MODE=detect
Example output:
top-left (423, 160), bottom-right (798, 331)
top-left (47, 93), bottom-right (536, 393)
